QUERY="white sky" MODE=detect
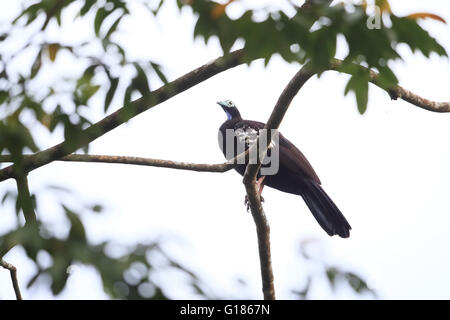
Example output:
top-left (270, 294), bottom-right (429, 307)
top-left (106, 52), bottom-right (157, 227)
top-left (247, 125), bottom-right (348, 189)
top-left (1, 0), bottom-right (450, 299)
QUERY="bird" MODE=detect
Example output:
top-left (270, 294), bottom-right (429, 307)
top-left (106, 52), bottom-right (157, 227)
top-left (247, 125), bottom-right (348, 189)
top-left (216, 100), bottom-right (351, 238)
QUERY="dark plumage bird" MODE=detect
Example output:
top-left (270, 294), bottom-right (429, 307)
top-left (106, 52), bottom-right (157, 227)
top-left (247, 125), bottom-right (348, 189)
top-left (217, 100), bottom-right (351, 238)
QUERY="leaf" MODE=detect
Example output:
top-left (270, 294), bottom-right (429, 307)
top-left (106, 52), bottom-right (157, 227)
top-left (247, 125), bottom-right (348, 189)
top-left (376, 64), bottom-right (398, 90)
top-left (211, 0), bottom-right (236, 20)
top-left (12, 3), bottom-right (41, 25)
top-left (406, 13), bottom-right (446, 24)
top-left (152, 0), bottom-right (165, 16)
top-left (344, 68), bottom-right (370, 114)
top-left (45, 184), bottom-right (72, 193)
top-left (104, 77), bottom-right (119, 112)
top-left (345, 272), bottom-right (373, 294)
top-left (80, 0), bottom-right (96, 16)
top-left (47, 43), bottom-right (60, 62)
top-left (94, 7), bottom-right (112, 36)
top-left (375, 0), bottom-right (391, 13)
top-left (391, 16), bottom-right (447, 57)
top-left (150, 62), bottom-right (168, 84)
top-left (326, 267), bottom-right (338, 290)
top-left (26, 269), bottom-right (44, 289)
top-left (30, 50), bottom-right (42, 78)
top-left (132, 62), bottom-right (151, 95)
top-left (63, 205), bottom-right (87, 243)
top-left (1, 191), bottom-right (13, 204)
top-left (105, 13), bottom-right (125, 40)
top-left (91, 204), bottom-right (103, 213)
top-left (292, 276), bottom-right (312, 299)
top-left (0, 90), bottom-right (9, 104)
top-left (123, 85), bottom-right (134, 109)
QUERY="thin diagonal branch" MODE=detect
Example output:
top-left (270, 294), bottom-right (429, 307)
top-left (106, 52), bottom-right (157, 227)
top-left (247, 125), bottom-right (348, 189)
top-left (0, 259), bottom-right (22, 300)
top-left (244, 180), bottom-right (276, 300)
top-left (328, 59), bottom-right (450, 113)
top-left (0, 49), bottom-right (245, 183)
top-left (0, 154), bottom-right (240, 173)
top-left (242, 63), bottom-right (315, 300)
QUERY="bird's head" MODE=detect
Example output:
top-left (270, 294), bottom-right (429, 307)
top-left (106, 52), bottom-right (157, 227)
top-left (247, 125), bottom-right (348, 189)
top-left (217, 100), bottom-right (241, 120)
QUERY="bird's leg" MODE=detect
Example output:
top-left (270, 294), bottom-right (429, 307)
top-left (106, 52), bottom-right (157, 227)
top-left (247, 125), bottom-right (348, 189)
top-left (257, 176), bottom-right (265, 201)
top-left (244, 176), bottom-right (266, 212)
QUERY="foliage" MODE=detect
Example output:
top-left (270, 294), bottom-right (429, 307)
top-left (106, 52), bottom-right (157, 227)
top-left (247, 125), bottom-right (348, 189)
top-left (293, 239), bottom-right (376, 299)
top-left (0, 0), bottom-right (447, 299)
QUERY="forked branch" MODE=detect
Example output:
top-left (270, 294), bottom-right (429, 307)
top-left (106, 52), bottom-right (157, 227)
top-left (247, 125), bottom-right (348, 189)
top-left (0, 53), bottom-right (448, 300)
top-left (0, 259), bottom-right (22, 300)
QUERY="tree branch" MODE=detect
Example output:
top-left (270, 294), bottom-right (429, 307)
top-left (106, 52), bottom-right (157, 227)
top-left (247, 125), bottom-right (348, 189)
top-left (328, 59), bottom-right (450, 113)
top-left (0, 49), bottom-right (245, 182)
top-left (241, 63), bottom-right (315, 300)
top-left (0, 259), bottom-right (22, 300)
top-left (0, 44), bottom-right (447, 301)
top-left (0, 56), bottom-right (445, 300)
top-left (244, 179), bottom-right (276, 300)
top-left (0, 154), bottom-right (240, 173)
top-left (240, 53), bottom-right (450, 300)
top-left (0, 48), bottom-right (447, 184)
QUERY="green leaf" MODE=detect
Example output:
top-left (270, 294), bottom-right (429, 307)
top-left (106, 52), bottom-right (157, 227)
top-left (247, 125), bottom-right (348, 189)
top-left (30, 50), bottom-right (42, 78)
top-left (94, 7), bottom-right (112, 37)
top-left (1, 190), bottom-right (14, 204)
top-left (80, 0), bottom-right (96, 16)
top-left (91, 204), bottom-right (103, 213)
top-left (132, 62), bottom-right (151, 95)
top-left (63, 205), bottom-right (87, 243)
top-left (152, 0), bottom-right (165, 16)
top-left (326, 267), bottom-right (338, 290)
top-left (376, 64), bottom-right (398, 90)
top-left (150, 62), bottom-right (168, 85)
top-left (13, 3), bottom-right (42, 25)
top-left (0, 90), bottom-right (9, 104)
top-left (344, 68), bottom-right (370, 114)
top-left (391, 15), bottom-right (447, 57)
top-left (26, 269), bottom-right (44, 289)
top-left (74, 65), bottom-right (101, 106)
top-left (105, 13), bottom-right (125, 40)
top-left (104, 77), bottom-right (119, 112)
top-left (123, 85), bottom-right (134, 107)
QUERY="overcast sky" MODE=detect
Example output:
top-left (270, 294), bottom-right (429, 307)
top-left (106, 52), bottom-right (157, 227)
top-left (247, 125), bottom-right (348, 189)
top-left (1, 0), bottom-right (450, 299)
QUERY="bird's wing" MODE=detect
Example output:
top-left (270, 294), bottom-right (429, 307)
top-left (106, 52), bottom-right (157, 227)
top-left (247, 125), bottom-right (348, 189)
top-left (278, 134), bottom-right (321, 184)
top-left (233, 120), bottom-right (321, 184)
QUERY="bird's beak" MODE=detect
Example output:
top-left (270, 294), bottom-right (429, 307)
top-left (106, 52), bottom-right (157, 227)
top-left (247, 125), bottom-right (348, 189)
top-left (217, 101), bottom-right (225, 108)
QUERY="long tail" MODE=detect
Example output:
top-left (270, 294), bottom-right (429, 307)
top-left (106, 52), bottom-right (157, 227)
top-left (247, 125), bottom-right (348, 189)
top-left (300, 180), bottom-right (351, 238)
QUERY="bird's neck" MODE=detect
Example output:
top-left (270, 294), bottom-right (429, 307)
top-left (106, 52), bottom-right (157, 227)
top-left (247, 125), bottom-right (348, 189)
top-left (225, 111), bottom-right (242, 121)
top-left (226, 115), bottom-right (242, 122)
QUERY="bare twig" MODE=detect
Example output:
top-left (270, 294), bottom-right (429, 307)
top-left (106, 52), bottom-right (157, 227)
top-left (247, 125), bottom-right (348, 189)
top-left (0, 259), bottom-right (22, 300)
top-left (0, 154), bottom-right (241, 172)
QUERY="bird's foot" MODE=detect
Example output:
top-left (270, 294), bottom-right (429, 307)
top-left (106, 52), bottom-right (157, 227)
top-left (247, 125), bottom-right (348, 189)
top-left (244, 195), bottom-right (265, 212)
